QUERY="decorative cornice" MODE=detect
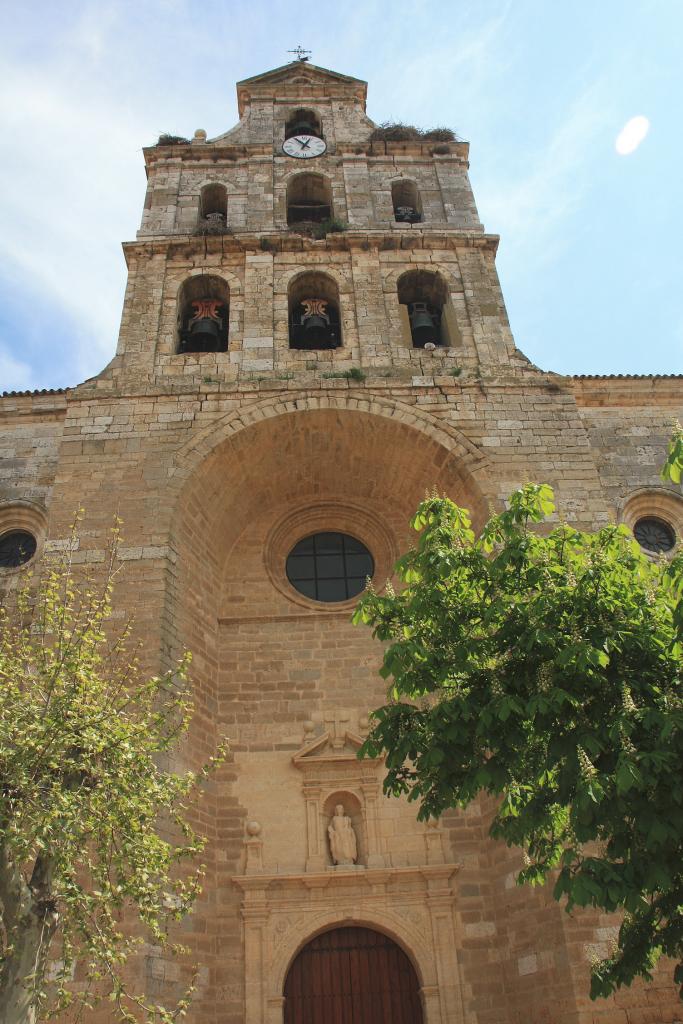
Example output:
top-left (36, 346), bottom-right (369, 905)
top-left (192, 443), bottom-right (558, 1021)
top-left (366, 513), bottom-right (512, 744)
top-left (232, 863), bottom-right (461, 893)
top-left (143, 140), bottom-right (469, 169)
top-left (123, 230), bottom-right (499, 264)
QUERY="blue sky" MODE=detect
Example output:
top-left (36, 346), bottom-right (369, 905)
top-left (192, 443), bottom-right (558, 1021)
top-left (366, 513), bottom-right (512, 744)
top-left (0, 0), bottom-right (681, 392)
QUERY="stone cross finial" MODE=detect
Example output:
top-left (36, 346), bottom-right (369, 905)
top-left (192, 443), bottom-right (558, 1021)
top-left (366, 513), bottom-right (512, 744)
top-left (323, 710), bottom-right (350, 750)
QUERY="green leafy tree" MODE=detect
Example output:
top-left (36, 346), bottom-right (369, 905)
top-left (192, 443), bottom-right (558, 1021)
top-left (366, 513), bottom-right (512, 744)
top-left (0, 523), bottom-right (223, 1023)
top-left (354, 484), bottom-right (683, 1000)
top-left (661, 421), bottom-right (683, 485)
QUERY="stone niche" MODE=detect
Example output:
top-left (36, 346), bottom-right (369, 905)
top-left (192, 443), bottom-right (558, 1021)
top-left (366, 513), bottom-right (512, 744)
top-left (291, 709), bottom-right (385, 871)
top-left (232, 709), bottom-right (465, 1023)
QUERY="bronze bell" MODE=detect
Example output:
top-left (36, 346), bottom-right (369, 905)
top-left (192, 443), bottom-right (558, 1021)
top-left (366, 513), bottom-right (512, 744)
top-left (302, 316), bottom-right (331, 343)
top-left (188, 316), bottom-right (221, 350)
top-left (408, 302), bottom-right (440, 346)
top-left (184, 299), bottom-right (224, 352)
top-left (395, 205), bottom-right (420, 224)
top-left (290, 117), bottom-right (318, 138)
top-left (301, 298), bottom-right (331, 344)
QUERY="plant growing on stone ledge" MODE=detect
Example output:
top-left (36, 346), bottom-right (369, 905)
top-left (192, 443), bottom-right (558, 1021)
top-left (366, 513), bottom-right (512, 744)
top-left (0, 517), bottom-right (225, 1023)
top-left (355, 474), bottom-right (683, 1002)
top-left (322, 367), bottom-right (365, 382)
top-left (312, 217), bottom-right (348, 240)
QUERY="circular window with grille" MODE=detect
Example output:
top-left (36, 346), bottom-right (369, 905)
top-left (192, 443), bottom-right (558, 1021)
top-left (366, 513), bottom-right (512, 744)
top-left (286, 532), bottom-right (374, 603)
top-left (633, 516), bottom-right (676, 554)
top-left (0, 530), bottom-right (37, 569)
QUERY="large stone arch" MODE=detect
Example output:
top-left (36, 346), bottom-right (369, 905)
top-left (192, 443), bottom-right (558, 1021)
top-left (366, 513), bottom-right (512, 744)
top-left (161, 398), bottom-right (487, 1024)
top-left (170, 390), bottom-right (488, 500)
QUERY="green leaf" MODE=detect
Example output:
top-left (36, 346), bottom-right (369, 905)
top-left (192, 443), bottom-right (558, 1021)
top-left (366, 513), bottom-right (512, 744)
top-left (353, 477), bottom-right (683, 1003)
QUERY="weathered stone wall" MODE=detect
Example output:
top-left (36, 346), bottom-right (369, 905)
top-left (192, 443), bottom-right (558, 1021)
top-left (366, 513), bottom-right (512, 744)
top-left (1, 59), bottom-right (682, 1024)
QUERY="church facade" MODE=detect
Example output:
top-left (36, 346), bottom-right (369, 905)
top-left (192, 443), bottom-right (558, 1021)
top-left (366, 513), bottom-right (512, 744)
top-left (0, 61), bottom-right (681, 1023)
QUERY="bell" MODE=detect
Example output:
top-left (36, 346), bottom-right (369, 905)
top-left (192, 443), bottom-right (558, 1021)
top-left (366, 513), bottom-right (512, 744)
top-left (409, 302), bottom-right (439, 346)
top-left (205, 211), bottom-right (226, 231)
top-left (302, 314), bottom-right (332, 344)
top-left (186, 316), bottom-right (221, 352)
top-left (395, 205), bottom-right (420, 223)
top-left (290, 118), bottom-right (317, 137)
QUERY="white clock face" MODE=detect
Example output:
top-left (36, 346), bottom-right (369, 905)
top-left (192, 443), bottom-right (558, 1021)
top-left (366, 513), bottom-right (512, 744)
top-left (282, 134), bottom-right (327, 159)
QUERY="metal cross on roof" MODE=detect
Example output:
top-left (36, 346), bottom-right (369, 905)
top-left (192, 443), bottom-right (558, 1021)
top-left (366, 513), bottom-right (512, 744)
top-left (288, 46), bottom-right (311, 62)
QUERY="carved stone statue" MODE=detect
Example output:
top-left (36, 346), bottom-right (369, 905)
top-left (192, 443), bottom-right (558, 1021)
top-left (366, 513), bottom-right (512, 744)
top-left (327, 803), bottom-right (358, 866)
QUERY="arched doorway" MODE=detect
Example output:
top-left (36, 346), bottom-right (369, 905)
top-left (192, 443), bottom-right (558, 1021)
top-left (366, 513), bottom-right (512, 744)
top-left (284, 926), bottom-right (424, 1024)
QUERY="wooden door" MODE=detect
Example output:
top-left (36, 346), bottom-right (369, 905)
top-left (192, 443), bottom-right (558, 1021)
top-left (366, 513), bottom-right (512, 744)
top-left (283, 925), bottom-right (424, 1024)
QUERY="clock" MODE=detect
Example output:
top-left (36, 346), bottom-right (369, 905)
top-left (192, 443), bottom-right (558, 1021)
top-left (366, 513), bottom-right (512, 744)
top-left (283, 134), bottom-right (327, 159)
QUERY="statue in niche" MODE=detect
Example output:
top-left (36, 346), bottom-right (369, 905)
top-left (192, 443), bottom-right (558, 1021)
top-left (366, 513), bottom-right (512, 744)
top-left (328, 803), bottom-right (358, 866)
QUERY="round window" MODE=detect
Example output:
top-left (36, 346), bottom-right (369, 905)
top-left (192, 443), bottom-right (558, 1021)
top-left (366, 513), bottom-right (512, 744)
top-left (0, 530), bottom-right (37, 569)
top-left (286, 532), bottom-right (374, 603)
top-left (633, 516), bottom-right (676, 554)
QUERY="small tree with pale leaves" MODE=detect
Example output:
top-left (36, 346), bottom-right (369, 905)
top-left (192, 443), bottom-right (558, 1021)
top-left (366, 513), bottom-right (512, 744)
top-left (0, 520), bottom-right (223, 1023)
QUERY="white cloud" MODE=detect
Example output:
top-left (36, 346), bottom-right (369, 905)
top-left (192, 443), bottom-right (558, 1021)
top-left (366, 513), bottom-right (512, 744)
top-left (615, 115), bottom-right (650, 155)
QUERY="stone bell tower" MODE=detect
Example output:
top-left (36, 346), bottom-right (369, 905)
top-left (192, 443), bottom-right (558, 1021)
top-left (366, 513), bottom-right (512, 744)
top-left (0, 58), bottom-right (681, 1024)
top-left (110, 57), bottom-right (529, 389)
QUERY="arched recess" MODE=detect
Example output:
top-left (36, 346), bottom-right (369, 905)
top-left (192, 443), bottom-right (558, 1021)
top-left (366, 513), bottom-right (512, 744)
top-left (283, 926), bottom-right (424, 1024)
top-left (169, 398), bottom-right (488, 627)
top-left (392, 179), bottom-right (423, 223)
top-left (167, 396), bottom-right (489, 690)
top-left (170, 401), bottom-right (489, 647)
top-left (198, 182), bottom-right (228, 229)
top-left (176, 274), bottom-right (229, 353)
top-left (397, 269), bottom-right (461, 349)
top-left (287, 172), bottom-right (333, 226)
top-left (288, 271), bottom-right (341, 349)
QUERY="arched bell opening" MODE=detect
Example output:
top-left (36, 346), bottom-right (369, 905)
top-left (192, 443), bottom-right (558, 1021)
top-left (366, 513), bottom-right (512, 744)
top-left (397, 269), bottom-right (453, 349)
top-left (286, 172), bottom-right (333, 227)
top-left (392, 179), bottom-right (423, 224)
top-left (283, 926), bottom-right (424, 1024)
top-left (288, 272), bottom-right (341, 350)
top-left (285, 107), bottom-right (322, 140)
top-left (177, 275), bottom-right (229, 354)
top-left (198, 183), bottom-right (228, 232)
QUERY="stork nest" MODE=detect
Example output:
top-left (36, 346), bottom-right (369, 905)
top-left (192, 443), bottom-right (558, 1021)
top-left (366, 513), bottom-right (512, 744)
top-left (369, 122), bottom-right (460, 143)
top-left (155, 133), bottom-right (191, 146)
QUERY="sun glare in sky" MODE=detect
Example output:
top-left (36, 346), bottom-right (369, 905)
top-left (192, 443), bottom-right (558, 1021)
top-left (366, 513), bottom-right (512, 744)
top-left (615, 115), bottom-right (650, 155)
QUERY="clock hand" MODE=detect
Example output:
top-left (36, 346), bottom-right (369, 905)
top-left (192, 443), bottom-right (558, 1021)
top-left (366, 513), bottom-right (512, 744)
top-left (299, 138), bottom-right (311, 149)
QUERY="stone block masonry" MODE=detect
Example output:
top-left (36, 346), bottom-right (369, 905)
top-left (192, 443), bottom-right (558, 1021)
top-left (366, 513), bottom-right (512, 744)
top-left (1, 58), bottom-right (681, 1024)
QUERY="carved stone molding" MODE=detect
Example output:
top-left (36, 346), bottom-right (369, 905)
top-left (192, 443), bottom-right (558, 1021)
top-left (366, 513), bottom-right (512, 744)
top-left (232, 863), bottom-right (465, 1024)
top-left (291, 709), bottom-right (384, 870)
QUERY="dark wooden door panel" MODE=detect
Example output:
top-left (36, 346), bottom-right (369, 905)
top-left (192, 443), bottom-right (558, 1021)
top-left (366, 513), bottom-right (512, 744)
top-left (284, 926), bottom-right (423, 1024)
